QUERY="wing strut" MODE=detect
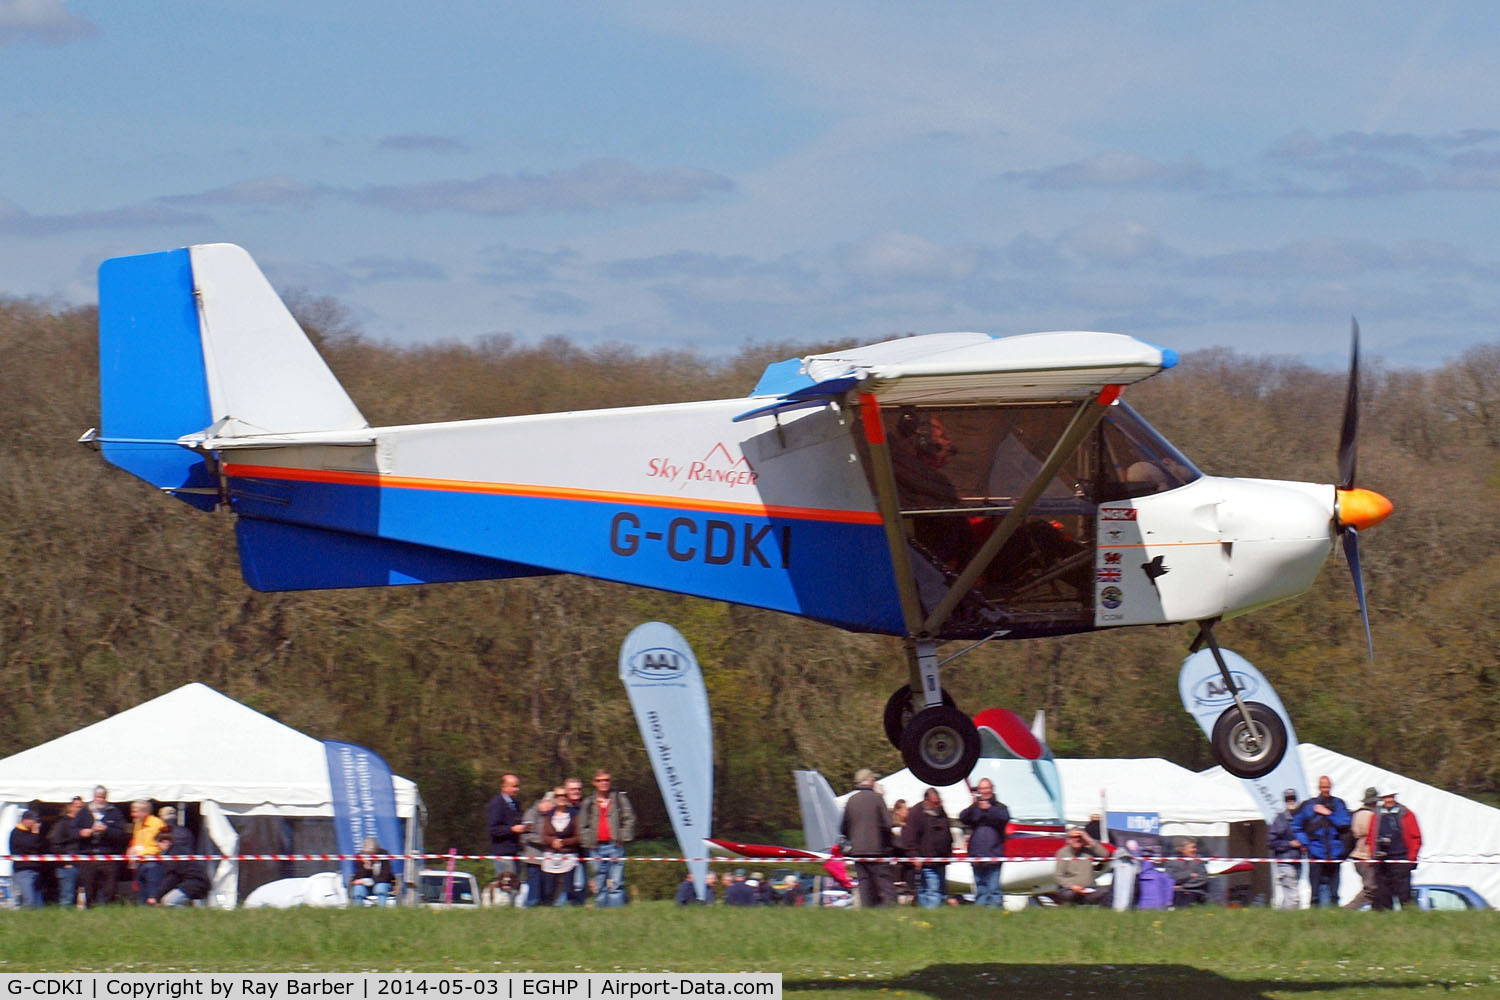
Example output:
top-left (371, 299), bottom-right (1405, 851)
top-left (854, 392), bottom-right (928, 636)
top-left (918, 385), bottom-right (1122, 635)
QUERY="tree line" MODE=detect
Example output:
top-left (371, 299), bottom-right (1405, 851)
top-left (2, 296), bottom-right (1497, 851)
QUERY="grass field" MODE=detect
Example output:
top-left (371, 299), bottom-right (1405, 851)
top-left (2, 905), bottom-right (1498, 998)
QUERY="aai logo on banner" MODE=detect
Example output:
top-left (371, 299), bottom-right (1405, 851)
top-left (1189, 670), bottom-right (1260, 707)
top-left (626, 646), bottom-right (688, 681)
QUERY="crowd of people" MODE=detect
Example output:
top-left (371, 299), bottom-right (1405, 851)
top-left (751, 769), bottom-right (1428, 911)
top-left (6, 785), bottom-right (210, 908)
top-left (1268, 775), bottom-right (1423, 910)
top-left (483, 767), bottom-right (636, 908)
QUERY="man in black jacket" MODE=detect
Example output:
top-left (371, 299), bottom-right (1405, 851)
top-left (147, 827), bottom-right (209, 907)
top-left (902, 787), bottom-right (954, 909)
top-left (486, 774), bottom-right (527, 878)
top-left (75, 785), bottom-right (129, 907)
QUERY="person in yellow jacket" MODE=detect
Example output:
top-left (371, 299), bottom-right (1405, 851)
top-left (126, 800), bottom-right (166, 904)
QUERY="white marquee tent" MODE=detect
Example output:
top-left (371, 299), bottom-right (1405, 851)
top-left (1203, 742), bottom-right (1500, 908)
top-left (0, 683), bottom-right (424, 905)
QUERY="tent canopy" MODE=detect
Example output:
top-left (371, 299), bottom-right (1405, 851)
top-left (0, 682), bottom-right (421, 818)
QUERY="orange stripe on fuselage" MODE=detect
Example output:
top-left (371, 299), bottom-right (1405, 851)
top-left (222, 463), bottom-right (884, 525)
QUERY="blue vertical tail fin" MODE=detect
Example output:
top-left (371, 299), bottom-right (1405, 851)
top-left (93, 244), bottom-right (368, 510)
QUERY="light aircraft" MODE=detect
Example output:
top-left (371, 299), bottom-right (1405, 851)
top-left (83, 243), bottom-right (1393, 786)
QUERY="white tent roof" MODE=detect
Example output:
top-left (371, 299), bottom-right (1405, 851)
top-left (1204, 742), bottom-right (1500, 907)
top-left (1056, 757), bottom-right (1263, 831)
top-left (0, 682), bottom-right (420, 817)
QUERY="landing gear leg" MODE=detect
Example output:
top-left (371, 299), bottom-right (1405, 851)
top-left (1195, 622), bottom-right (1288, 779)
top-left (891, 639), bottom-right (980, 786)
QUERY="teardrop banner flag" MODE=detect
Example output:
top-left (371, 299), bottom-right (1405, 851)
top-left (620, 622), bottom-right (714, 901)
top-left (1179, 648), bottom-right (1307, 822)
top-left (324, 740), bottom-right (403, 881)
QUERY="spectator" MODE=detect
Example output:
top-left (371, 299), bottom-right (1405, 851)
top-left (840, 767), bottom-right (896, 908)
top-left (1266, 787), bottom-right (1304, 910)
top-left (126, 800), bottom-right (166, 904)
top-left (1344, 787), bottom-right (1380, 910)
top-left (349, 836), bottom-right (397, 907)
top-left (486, 774), bottom-right (527, 880)
top-left (148, 827), bottom-right (208, 907)
top-left (557, 776), bottom-right (587, 905)
top-left (8, 809), bottom-right (45, 908)
top-left (674, 870), bottom-right (716, 905)
top-left (723, 869), bottom-right (758, 906)
top-left (902, 787), bottom-right (954, 909)
top-left (579, 770), bottom-right (636, 905)
top-left (522, 792), bottom-right (559, 907)
top-left (75, 785), bottom-right (128, 907)
top-left (48, 796), bottom-right (84, 908)
top-left (1373, 791), bottom-right (1422, 910)
top-left (539, 785), bottom-right (581, 907)
top-left (890, 799), bottom-right (912, 903)
top-left (958, 778), bottom-right (1010, 908)
top-left (1165, 837), bottom-right (1209, 906)
top-left (1047, 826), bottom-right (1111, 905)
top-left (771, 873), bottom-right (805, 906)
top-left (1292, 775), bottom-right (1351, 907)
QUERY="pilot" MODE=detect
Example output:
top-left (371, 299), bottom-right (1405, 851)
top-left (890, 408), bottom-right (960, 508)
top-left (890, 409), bottom-right (971, 567)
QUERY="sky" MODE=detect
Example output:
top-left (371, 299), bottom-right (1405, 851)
top-left (2, 1), bottom-right (1498, 368)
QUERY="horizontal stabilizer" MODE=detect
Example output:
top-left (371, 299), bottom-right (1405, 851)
top-left (235, 518), bottom-right (556, 592)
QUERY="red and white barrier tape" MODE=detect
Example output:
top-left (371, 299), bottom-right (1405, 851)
top-left (2, 852), bottom-right (1498, 864)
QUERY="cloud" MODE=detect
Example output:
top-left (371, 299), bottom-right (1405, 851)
top-left (344, 256), bottom-right (447, 283)
top-left (351, 159), bottom-right (733, 216)
top-left (0, 195), bottom-right (208, 235)
top-left (518, 289), bottom-right (590, 316)
top-left (601, 250), bottom-right (807, 282)
top-left (1059, 218), bottom-right (1170, 267)
top-left (1264, 129), bottom-right (1500, 196)
top-left (1185, 237), bottom-right (1480, 280)
top-left (1004, 152), bottom-right (1220, 192)
top-left (835, 231), bottom-right (978, 282)
top-left (0, 0), bottom-right (95, 48)
top-left (477, 245), bottom-right (580, 285)
top-left (158, 160), bottom-right (732, 220)
top-left (377, 134), bottom-right (472, 155)
top-left (161, 176), bottom-right (333, 209)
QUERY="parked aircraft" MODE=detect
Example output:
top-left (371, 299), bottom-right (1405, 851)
top-left (83, 244), bottom-right (1392, 786)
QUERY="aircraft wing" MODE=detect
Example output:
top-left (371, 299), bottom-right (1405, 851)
top-left (745, 331), bottom-right (1176, 417)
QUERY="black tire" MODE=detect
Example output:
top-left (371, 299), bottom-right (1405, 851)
top-left (900, 705), bottom-right (981, 787)
top-left (1210, 701), bottom-right (1288, 779)
top-left (882, 686), bottom-right (958, 749)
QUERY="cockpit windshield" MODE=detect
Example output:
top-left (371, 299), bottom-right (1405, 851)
top-left (1097, 402), bottom-right (1201, 500)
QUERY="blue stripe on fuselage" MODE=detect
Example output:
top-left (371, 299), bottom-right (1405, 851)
top-left (227, 474), bottom-right (905, 634)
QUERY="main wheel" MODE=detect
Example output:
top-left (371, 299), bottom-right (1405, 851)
top-left (1210, 701), bottom-right (1288, 779)
top-left (900, 705), bottom-right (981, 787)
top-left (883, 686), bottom-right (958, 749)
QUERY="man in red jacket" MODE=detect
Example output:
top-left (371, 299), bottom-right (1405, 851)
top-left (1372, 790), bottom-right (1422, 910)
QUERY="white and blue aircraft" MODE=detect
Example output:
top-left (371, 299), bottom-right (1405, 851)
top-left (83, 244), bottom-right (1393, 786)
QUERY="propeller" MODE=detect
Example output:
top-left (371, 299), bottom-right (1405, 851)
top-left (1332, 318), bottom-right (1393, 658)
